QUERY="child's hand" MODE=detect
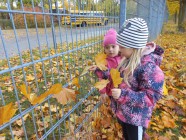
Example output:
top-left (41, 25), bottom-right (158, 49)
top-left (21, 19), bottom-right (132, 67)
top-left (88, 65), bottom-right (97, 71)
top-left (143, 42), bottom-right (156, 56)
top-left (146, 42), bottom-right (156, 48)
top-left (111, 88), bottom-right (121, 99)
top-left (100, 93), bottom-right (108, 103)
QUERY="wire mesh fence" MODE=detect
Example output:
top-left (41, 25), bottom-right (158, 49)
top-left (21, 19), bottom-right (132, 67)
top-left (0, 0), bottom-right (167, 139)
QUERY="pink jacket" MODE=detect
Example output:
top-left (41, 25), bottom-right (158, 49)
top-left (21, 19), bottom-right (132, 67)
top-left (95, 55), bottom-right (121, 96)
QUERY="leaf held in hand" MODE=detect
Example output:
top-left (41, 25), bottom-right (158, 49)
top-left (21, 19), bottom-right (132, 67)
top-left (110, 69), bottom-right (123, 88)
top-left (94, 79), bottom-right (110, 90)
top-left (0, 103), bottom-right (17, 125)
top-left (95, 53), bottom-right (107, 71)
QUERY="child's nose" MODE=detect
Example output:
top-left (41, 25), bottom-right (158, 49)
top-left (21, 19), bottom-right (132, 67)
top-left (109, 47), bottom-right (113, 51)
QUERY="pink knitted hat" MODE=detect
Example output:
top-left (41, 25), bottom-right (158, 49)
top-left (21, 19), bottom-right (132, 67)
top-left (103, 28), bottom-right (117, 47)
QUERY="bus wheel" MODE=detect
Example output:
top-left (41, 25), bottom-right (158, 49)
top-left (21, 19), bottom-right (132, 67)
top-left (81, 22), bottom-right (87, 27)
top-left (104, 20), bottom-right (108, 25)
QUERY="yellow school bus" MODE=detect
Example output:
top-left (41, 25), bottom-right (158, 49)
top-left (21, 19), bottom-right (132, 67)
top-left (61, 10), bottom-right (108, 27)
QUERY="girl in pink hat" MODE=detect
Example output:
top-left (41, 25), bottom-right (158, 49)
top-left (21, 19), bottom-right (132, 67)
top-left (90, 28), bottom-right (122, 102)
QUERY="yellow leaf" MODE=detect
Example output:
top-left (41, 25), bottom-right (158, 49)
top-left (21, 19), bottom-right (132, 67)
top-left (80, 66), bottom-right (92, 76)
top-left (179, 136), bottom-right (186, 140)
top-left (0, 103), bottom-right (17, 126)
top-left (19, 84), bottom-right (31, 99)
top-left (94, 79), bottom-right (110, 90)
top-left (162, 115), bottom-right (177, 128)
top-left (12, 128), bottom-right (24, 137)
top-left (20, 83), bottom-right (62, 105)
top-left (71, 78), bottom-right (80, 88)
top-left (110, 69), bottom-right (123, 88)
top-left (95, 53), bottom-right (107, 71)
top-left (42, 83), bottom-right (62, 95)
top-left (163, 81), bottom-right (168, 95)
top-left (26, 74), bottom-right (35, 81)
top-left (52, 88), bottom-right (76, 105)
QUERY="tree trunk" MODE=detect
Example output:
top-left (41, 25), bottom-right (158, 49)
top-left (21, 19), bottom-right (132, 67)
top-left (175, 11), bottom-right (177, 24)
top-left (178, 0), bottom-right (186, 32)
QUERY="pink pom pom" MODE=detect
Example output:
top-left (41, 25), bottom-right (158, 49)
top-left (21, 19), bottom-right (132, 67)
top-left (103, 28), bottom-right (117, 47)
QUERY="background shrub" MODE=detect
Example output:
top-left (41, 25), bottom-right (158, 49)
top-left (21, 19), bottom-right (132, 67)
top-left (13, 7), bottom-right (51, 29)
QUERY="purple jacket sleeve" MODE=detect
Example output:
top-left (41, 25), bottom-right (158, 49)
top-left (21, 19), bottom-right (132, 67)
top-left (117, 62), bottom-right (164, 107)
top-left (95, 68), bottom-right (110, 94)
top-left (95, 68), bottom-right (110, 80)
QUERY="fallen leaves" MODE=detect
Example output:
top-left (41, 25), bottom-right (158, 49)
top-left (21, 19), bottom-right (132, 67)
top-left (71, 78), bottom-right (80, 88)
top-left (147, 30), bottom-right (186, 139)
top-left (91, 103), bottom-right (123, 140)
top-left (163, 81), bottom-right (168, 95)
top-left (0, 102), bottom-right (17, 126)
top-left (162, 115), bottom-right (177, 128)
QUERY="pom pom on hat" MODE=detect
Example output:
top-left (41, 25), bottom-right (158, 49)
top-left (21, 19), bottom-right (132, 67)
top-left (103, 28), bottom-right (117, 47)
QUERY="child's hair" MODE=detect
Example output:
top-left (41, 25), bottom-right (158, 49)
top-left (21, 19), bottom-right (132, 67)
top-left (116, 17), bottom-right (149, 86)
top-left (117, 48), bottom-right (144, 86)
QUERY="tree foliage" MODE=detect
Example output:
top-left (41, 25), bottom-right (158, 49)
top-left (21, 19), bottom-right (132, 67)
top-left (167, 0), bottom-right (186, 32)
top-left (167, 0), bottom-right (180, 16)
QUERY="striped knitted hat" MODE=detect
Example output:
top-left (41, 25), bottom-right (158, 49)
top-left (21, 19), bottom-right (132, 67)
top-left (117, 18), bottom-right (149, 49)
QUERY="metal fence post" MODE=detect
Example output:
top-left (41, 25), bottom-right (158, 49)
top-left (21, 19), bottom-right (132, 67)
top-left (119, 0), bottom-right (126, 28)
top-left (148, 0), bottom-right (153, 41)
top-left (161, 0), bottom-right (166, 34)
top-left (48, 0), bottom-right (57, 49)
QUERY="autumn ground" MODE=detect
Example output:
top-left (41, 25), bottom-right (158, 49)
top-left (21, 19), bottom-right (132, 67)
top-left (66, 22), bottom-right (186, 140)
top-left (146, 22), bottom-right (186, 140)
top-left (0, 22), bottom-right (186, 140)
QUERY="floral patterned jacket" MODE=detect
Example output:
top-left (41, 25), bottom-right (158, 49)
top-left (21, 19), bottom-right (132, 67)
top-left (106, 45), bottom-right (164, 128)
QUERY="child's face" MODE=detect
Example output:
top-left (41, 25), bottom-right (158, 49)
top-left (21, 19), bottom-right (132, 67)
top-left (119, 46), bottom-right (134, 58)
top-left (104, 45), bottom-right (119, 57)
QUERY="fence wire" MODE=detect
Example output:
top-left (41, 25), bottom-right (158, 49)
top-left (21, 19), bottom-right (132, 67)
top-left (0, 0), bottom-right (167, 139)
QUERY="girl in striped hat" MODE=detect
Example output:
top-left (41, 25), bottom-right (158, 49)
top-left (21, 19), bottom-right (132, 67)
top-left (111, 18), bottom-right (164, 140)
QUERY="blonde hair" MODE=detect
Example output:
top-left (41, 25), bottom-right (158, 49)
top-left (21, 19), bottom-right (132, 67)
top-left (117, 48), bottom-right (144, 86)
